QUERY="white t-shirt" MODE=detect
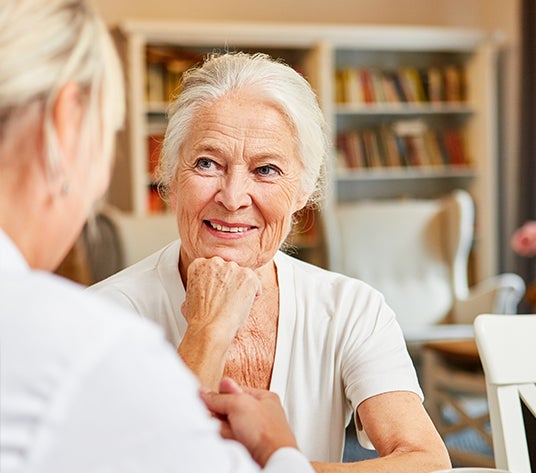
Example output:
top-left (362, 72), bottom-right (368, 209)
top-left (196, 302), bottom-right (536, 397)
top-left (0, 229), bottom-right (313, 473)
top-left (90, 240), bottom-right (423, 462)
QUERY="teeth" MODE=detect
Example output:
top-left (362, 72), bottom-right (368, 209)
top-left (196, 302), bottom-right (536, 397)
top-left (209, 222), bottom-right (249, 233)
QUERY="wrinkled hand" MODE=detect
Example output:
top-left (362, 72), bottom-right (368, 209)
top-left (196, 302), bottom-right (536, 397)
top-left (200, 377), bottom-right (299, 468)
top-left (182, 256), bottom-right (261, 344)
top-left (178, 257), bottom-right (261, 390)
top-left (511, 221), bottom-right (536, 257)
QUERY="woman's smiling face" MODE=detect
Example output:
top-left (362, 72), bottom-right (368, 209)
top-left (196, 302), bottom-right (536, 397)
top-left (171, 93), bottom-right (309, 271)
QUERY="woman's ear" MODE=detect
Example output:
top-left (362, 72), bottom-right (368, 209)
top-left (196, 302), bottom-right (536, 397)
top-left (52, 82), bottom-right (84, 169)
top-left (293, 189), bottom-right (310, 213)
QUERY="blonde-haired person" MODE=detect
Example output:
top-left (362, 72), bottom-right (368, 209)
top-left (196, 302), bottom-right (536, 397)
top-left (0, 1), bottom-right (315, 472)
top-left (91, 51), bottom-right (451, 472)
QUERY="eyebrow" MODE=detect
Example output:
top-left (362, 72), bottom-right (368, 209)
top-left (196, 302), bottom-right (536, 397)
top-left (193, 142), bottom-right (291, 164)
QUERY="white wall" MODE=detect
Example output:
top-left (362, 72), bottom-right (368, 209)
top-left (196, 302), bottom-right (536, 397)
top-left (91, 0), bottom-right (521, 272)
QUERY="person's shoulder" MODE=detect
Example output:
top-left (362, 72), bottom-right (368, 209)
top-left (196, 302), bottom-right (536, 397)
top-left (2, 270), bottom-right (164, 353)
top-left (44, 271), bottom-right (157, 326)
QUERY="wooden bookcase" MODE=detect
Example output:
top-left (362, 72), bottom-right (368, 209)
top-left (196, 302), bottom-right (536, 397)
top-left (109, 21), bottom-right (501, 280)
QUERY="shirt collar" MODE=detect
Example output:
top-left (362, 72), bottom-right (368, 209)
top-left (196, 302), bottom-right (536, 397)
top-left (0, 227), bottom-right (30, 272)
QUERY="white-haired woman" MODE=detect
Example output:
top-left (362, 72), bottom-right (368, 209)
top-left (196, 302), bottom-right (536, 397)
top-left (0, 2), bottom-right (315, 472)
top-left (91, 52), bottom-right (451, 472)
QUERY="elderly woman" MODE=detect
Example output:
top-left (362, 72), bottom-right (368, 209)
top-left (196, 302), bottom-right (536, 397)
top-left (0, 2), bottom-right (314, 472)
top-left (90, 52), bottom-right (450, 472)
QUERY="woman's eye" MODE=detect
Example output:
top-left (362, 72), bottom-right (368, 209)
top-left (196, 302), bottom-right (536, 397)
top-left (256, 165), bottom-right (281, 177)
top-left (195, 158), bottom-right (214, 170)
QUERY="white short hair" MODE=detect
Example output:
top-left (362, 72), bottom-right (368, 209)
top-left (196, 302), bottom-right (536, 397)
top-left (158, 52), bottom-right (330, 207)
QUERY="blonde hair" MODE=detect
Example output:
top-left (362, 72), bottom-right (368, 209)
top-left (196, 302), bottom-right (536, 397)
top-left (158, 52), bottom-right (330, 208)
top-left (0, 0), bottom-right (125, 175)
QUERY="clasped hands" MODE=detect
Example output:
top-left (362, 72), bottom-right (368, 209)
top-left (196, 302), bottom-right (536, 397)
top-left (201, 377), bottom-right (299, 468)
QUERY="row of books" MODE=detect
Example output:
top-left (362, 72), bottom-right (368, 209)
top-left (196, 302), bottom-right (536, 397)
top-left (334, 65), bottom-right (465, 105)
top-left (336, 121), bottom-right (470, 170)
top-left (145, 46), bottom-right (202, 104)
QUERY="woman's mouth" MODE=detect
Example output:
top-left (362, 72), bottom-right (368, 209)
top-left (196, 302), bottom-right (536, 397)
top-left (204, 220), bottom-right (254, 233)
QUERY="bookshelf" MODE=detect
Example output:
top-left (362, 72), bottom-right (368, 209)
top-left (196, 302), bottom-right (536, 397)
top-left (110, 21), bottom-right (501, 280)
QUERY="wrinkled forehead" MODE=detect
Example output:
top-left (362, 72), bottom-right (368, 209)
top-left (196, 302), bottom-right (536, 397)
top-left (183, 93), bottom-right (301, 160)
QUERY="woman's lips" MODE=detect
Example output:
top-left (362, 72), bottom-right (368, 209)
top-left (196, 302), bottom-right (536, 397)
top-left (204, 220), bottom-right (255, 233)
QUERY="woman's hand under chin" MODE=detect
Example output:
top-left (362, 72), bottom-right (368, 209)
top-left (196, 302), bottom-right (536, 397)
top-left (178, 256), bottom-right (261, 390)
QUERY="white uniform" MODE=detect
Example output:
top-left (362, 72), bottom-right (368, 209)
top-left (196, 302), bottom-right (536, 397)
top-left (0, 229), bottom-right (313, 473)
top-left (90, 240), bottom-right (423, 462)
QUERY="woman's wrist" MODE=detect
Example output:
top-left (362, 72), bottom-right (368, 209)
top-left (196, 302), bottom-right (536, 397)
top-left (178, 329), bottom-right (231, 389)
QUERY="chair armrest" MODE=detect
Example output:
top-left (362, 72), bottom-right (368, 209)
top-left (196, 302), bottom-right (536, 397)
top-left (452, 273), bottom-right (525, 324)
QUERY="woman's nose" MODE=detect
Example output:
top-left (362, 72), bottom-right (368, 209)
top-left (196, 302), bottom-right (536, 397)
top-left (214, 172), bottom-right (252, 211)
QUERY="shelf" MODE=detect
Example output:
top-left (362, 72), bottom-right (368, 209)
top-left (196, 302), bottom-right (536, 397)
top-left (336, 167), bottom-right (476, 201)
top-left (335, 102), bottom-right (475, 116)
top-left (336, 166), bottom-right (476, 180)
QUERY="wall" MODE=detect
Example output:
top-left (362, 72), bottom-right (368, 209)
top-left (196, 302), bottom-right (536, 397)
top-left (91, 0), bottom-right (521, 273)
top-left (92, 0), bottom-right (486, 26)
top-left (479, 0), bottom-right (522, 273)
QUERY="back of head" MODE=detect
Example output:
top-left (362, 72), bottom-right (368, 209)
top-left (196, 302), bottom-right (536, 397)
top-left (0, 0), bottom-right (124, 173)
top-left (159, 52), bottom-right (330, 207)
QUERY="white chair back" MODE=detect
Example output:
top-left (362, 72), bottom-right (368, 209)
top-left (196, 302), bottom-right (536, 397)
top-left (332, 189), bottom-right (473, 331)
top-left (474, 314), bottom-right (536, 473)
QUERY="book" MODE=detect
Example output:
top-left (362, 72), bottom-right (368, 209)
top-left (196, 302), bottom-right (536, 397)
top-left (444, 130), bottom-right (468, 166)
top-left (349, 131), bottom-right (366, 168)
top-left (370, 69), bottom-right (386, 103)
top-left (341, 68), bottom-right (365, 104)
top-left (397, 68), bottom-right (415, 102)
top-left (403, 66), bottom-right (427, 102)
top-left (359, 69), bottom-right (375, 104)
top-left (392, 119), bottom-right (429, 167)
top-left (394, 134), bottom-right (409, 166)
top-left (334, 70), bottom-right (345, 103)
top-left (379, 126), bottom-right (402, 167)
top-left (381, 73), bottom-right (403, 104)
top-left (427, 67), bottom-right (444, 103)
top-left (444, 65), bottom-right (464, 103)
top-left (423, 130), bottom-right (446, 167)
top-left (362, 129), bottom-right (383, 167)
top-left (406, 134), bottom-right (431, 166)
top-left (337, 131), bottom-right (365, 168)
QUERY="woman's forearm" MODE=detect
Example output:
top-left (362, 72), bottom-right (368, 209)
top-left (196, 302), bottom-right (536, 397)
top-left (311, 447), bottom-right (451, 473)
top-left (178, 329), bottom-right (230, 391)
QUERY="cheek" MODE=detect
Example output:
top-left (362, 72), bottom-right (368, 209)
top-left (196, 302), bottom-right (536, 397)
top-left (259, 185), bottom-right (299, 234)
top-left (174, 174), bottom-right (212, 228)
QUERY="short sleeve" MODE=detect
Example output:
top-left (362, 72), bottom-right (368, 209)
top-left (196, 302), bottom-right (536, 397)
top-left (341, 291), bottom-right (423, 448)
